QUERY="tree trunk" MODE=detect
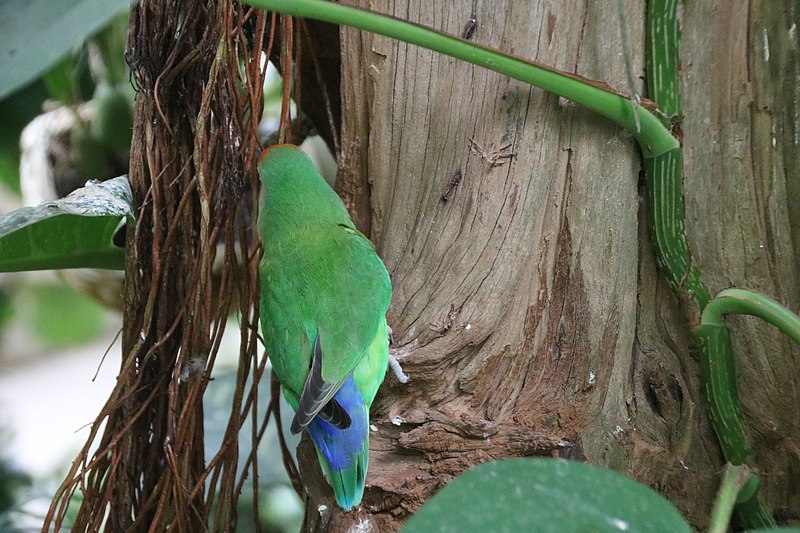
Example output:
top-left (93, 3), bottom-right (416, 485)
top-left (303, 1), bottom-right (800, 530)
top-left (681, 0), bottom-right (800, 516)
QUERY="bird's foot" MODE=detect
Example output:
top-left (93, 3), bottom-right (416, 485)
top-left (388, 354), bottom-right (409, 383)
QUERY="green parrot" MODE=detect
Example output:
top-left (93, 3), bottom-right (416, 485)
top-left (257, 144), bottom-right (391, 510)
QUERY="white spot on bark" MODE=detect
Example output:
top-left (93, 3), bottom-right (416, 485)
top-left (348, 518), bottom-right (373, 533)
top-left (391, 416), bottom-right (403, 426)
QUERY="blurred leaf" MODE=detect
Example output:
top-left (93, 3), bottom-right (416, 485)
top-left (259, 485), bottom-right (303, 532)
top-left (0, 176), bottom-right (131, 272)
top-left (93, 13), bottom-right (130, 86)
top-left (91, 83), bottom-right (133, 154)
top-left (0, 290), bottom-right (14, 329)
top-left (402, 458), bottom-right (692, 533)
top-left (0, 0), bottom-right (132, 99)
top-left (71, 125), bottom-right (115, 179)
top-left (0, 461), bottom-right (29, 516)
top-left (25, 282), bottom-right (105, 346)
top-left (0, 81), bottom-right (50, 194)
top-left (42, 55), bottom-right (82, 106)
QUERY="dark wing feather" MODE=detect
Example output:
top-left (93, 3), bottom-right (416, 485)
top-left (318, 398), bottom-right (351, 429)
top-left (290, 333), bottom-right (350, 434)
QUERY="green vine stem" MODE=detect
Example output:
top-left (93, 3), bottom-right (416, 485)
top-left (245, 0), bottom-right (678, 158)
top-left (646, 1), bottom-right (774, 528)
top-left (642, 152), bottom-right (710, 309)
top-left (644, 0), bottom-right (710, 311)
top-left (708, 464), bottom-right (755, 533)
top-left (702, 288), bottom-right (800, 345)
top-left (695, 289), bottom-right (800, 479)
top-left (692, 322), bottom-right (753, 464)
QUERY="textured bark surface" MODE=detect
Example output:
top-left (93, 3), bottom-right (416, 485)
top-left (295, 1), bottom-right (800, 531)
top-left (681, 0), bottom-right (800, 515)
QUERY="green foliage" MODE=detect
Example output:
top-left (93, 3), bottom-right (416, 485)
top-left (0, 290), bottom-right (14, 329)
top-left (0, 212), bottom-right (125, 272)
top-left (0, 460), bottom-right (31, 530)
top-left (0, 82), bottom-right (50, 194)
top-left (91, 83), bottom-right (135, 154)
top-left (0, 461), bottom-right (29, 516)
top-left (0, 7), bottom-right (132, 198)
top-left (42, 53), bottom-right (92, 106)
top-left (402, 458), bottom-right (691, 533)
top-left (21, 283), bottom-right (105, 347)
top-left (0, 0), bottom-right (130, 99)
top-left (0, 176), bottom-right (130, 272)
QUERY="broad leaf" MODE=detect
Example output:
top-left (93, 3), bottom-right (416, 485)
top-left (402, 458), bottom-right (691, 533)
top-left (0, 0), bottom-right (132, 99)
top-left (0, 176), bottom-right (130, 271)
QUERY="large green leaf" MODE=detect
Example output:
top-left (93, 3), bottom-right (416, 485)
top-left (0, 0), bottom-right (132, 99)
top-left (402, 458), bottom-right (691, 533)
top-left (0, 176), bottom-right (130, 271)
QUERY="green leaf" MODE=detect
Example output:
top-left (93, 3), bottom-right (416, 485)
top-left (91, 82), bottom-right (134, 153)
top-left (25, 282), bottom-right (105, 346)
top-left (402, 458), bottom-right (691, 533)
top-left (0, 176), bottom-right (131, 272)
top-left (93, 13), bottom-right (130, 87)
top-left (42, 54), bottom-right (82, 105)
top-left (0, 81), bottom-right (51, 194)
top-left (0, 0), bottom-right (132, 99)
top-left (0, 289), bottom-right (14, 329)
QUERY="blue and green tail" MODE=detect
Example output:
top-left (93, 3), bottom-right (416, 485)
top-left (306, 373), bottom-right (370, 510)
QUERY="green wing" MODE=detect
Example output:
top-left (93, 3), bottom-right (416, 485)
top-left (317, 224), bottom-right (390, 380)
top-left (260, 221), bottom-right (390, 405)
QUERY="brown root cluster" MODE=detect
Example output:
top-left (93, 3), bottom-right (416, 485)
top-left (43, 2), bottom-right (287, 531)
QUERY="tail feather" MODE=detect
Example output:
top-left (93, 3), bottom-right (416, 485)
top-left (321, 435), bottom-right (368, 510)
top-left (305, 373), bottom-right (369, 510)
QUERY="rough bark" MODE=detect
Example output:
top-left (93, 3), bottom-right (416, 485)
top-left (299, 1), bottom-right (800, 531)
top-left (681, 0), bottom-right (800, 516)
